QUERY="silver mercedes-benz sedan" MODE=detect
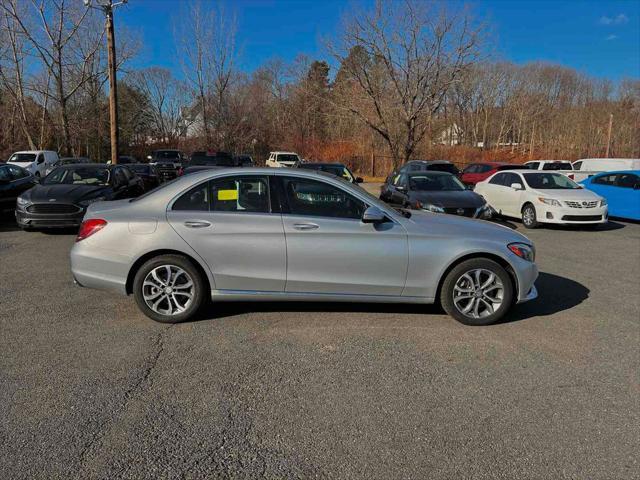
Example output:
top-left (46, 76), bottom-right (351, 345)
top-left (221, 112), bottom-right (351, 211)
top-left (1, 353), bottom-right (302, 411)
top-left (70, 168), bottom-right (538, 326)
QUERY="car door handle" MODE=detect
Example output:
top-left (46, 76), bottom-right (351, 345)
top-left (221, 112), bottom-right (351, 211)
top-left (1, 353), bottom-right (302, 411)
top-left (293, 223), bottom-right (319, 231)
top-left (184, 220), bottom-right (211, 228)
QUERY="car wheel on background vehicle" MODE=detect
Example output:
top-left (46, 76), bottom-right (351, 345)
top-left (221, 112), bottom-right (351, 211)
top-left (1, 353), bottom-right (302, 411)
top-left (440, 258), bottom-right (514, 326)
top-left (133, 254), bottom-right (206, 323)
top-left (521, 204), bottom-right (538, 229)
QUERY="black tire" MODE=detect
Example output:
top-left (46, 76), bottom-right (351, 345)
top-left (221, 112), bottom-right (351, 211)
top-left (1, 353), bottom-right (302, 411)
top-left (440, 258), bottom-right (514, 326)
top-left (133, 254), bottom-right (206, 323)
top-left (521, 204), bottom-right (538, 229)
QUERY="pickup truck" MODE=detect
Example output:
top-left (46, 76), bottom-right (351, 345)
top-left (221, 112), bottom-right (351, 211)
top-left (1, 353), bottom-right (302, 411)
top-left (266, 151), bottom-right (301, 168)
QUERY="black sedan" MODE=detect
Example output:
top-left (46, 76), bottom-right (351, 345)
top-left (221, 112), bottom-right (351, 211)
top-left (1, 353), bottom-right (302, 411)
top-left (0, 164), bottom-right (37, 213)
top-left (380, 171), bottom-right (491, 219)
top-left (15, 164), bottom-right (144, 229)
top-left (126, 163), bottom-right (161, 191)
top-left (296, 162), bottom-right (363, 184)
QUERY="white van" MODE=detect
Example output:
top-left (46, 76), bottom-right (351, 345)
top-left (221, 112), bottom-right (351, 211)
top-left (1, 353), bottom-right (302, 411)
top-left (572, 158), bottom-right (640, 171)
top-left (7, 150), bottom-right (59, 177)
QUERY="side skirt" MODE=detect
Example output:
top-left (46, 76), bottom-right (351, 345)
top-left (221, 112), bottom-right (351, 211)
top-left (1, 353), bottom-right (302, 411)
top-left (211, 289), bottom-right (434, 304)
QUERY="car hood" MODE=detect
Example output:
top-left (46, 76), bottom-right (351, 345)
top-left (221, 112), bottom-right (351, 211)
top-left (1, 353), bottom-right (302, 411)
top-left (408, 190), bottom-right (485, 208)
top-left (22, 184), bottom-right (112, 204)
top-left (532, 188), bottom-right (602, 201)
top-left (405, 209), bottom-right (532, 244)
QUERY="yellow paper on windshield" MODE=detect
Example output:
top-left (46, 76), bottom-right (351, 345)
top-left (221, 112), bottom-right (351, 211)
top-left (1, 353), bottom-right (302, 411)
top-left (218, 189), bottom-right (238, 201)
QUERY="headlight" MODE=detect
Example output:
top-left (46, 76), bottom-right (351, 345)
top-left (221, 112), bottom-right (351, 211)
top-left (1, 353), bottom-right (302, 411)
top-left (421, 203), bottom-right (444, 213)
top-left (538, 197), bottom-right (561, 207)
top-left (16, 196), bottom-right (29, 206)
top-left (600, 198), bottom-right (607, 207)
top-left (508, 242), bottom-right (535, 262)
top-left (78, 197), bottom-right (107, 207)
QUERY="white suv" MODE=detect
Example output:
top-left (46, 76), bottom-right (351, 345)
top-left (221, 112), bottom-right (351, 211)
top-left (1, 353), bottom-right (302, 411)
top-left (7, 150), bottom-right (59, 178)
top-left (266, 151), bottom-right (301, 168)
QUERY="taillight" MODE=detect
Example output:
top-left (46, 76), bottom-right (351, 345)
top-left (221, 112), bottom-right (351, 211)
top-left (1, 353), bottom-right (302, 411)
top-left (76, 219), bottom-right (107, 242)
top-left (177, 167), bottom-right (184, 176)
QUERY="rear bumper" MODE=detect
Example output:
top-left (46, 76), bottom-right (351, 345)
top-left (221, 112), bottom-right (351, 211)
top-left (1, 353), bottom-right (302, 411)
top-left (15, 208), bottom-right (85, 228)
top-left (70, 242), bottom-right (129, 294)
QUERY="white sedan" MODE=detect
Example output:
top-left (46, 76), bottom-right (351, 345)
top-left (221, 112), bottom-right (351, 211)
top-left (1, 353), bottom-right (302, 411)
top-left (475, 170), bottom-right (608, 228)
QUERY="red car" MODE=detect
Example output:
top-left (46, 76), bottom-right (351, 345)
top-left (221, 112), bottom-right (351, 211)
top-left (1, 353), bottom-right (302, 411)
top-left (459, 162), bottom-right (525, 186)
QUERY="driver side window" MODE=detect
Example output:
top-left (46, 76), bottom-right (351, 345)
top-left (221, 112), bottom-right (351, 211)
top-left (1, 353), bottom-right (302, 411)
top-left (281, 177), bottom-right (365, 219)
top-left (489, 173), bottom-right (506, 186)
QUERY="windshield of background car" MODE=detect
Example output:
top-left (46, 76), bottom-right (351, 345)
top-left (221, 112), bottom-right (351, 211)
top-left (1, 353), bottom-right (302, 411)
top-left (427, 163), bottom-right (459, 174)
top-left (277, 154), bottom-right (299, 163)
top-left (153, 151), bottom-right (180, 160)
top-left (9, 153), bottom-right (37, 163)
top-left (44, 167), bottom-right (110, 186)
top-left (409, 173), bottom-right (466, 191)
top-left (542, 162), bottom-right (572, 170)
top-left (190, 155), bottom-right (235, 166)
top-left (523, 172), bottom-right (580, 190)
top-left (127, 165), bottom-right (150, 174)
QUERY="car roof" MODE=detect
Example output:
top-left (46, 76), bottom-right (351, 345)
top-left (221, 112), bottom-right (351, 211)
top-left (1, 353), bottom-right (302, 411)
top-left (271, 151), bottom-right (298, 154)
top-left (406, 159), bottom-right (452, 164)
top-left (300, 162), bottom-right (346, 167)
top-left (591, 169), bottom-right (640, 175)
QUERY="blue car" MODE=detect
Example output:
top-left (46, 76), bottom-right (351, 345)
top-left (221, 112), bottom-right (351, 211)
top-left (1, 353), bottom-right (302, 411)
top-left (580, 170), bottom-right (640, 220)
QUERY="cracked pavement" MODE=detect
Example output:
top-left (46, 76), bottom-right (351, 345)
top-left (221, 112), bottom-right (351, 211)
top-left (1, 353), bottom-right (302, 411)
top-left (0, 212), bottom-right (638, 479)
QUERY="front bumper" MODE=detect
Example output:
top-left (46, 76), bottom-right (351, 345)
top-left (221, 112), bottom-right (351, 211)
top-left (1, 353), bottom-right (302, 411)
top-left (537, 205), bottom-right (608, 224)
top-left (15, 207), bottom-right (85, 228)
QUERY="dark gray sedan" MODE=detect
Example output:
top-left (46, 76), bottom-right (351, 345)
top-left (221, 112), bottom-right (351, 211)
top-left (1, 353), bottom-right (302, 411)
top-left (380, 171), bottom-right (491, 219)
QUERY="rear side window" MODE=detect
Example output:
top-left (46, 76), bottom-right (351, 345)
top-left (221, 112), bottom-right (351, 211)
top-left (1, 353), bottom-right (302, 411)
top-left (592, 174), bottom-right (617, 186)
top-left (210, 176), bottom-right (270, 213)
top-left (280, 177), bottom-right (365, 219)
top-left (489, 173), bottom-right (507, 185)
top-left (542, 162), bottom-right (572, 170)
top-left (462, 165), bottom-right (478, 174)
top-left (173, 182), bottom-right (210, 211)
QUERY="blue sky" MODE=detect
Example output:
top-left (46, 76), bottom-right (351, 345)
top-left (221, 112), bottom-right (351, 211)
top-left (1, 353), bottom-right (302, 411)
top-left (117, 0), bottom-right (640, 81)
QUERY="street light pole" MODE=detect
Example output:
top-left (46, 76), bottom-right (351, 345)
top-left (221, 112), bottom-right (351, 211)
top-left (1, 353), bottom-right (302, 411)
top-left (85, 0), bottom-right (127, 164)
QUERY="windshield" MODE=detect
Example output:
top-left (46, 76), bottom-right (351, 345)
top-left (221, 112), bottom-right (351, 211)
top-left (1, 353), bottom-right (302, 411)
top-left (44, 167), bottom-right (110, 186)
top-left (277, 154), bottom-right (299, 163)
top-left (153, 151), bottom-right (180, 160)
top-left (409, 173), bottom-right (466, 191)
top-left (542, 162), bottom-right (573, 170)
top-left (523, 172), bottom-right (580, 189)
top-left (9, 153), bottom-right (37, 163)
top-left (190, 155), bottom-right (234, 166)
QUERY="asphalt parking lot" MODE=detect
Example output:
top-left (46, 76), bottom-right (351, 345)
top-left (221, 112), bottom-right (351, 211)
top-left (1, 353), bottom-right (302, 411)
top-left (1, 193), bottom-right (639, 479)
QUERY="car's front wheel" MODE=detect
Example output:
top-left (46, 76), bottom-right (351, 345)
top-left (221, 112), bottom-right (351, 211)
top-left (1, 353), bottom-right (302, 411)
top-left (521, 204), bottom-right (538, 229)
top-left (133, 254), bottom-right (206, 323)
top-left (440, 258), bottom-right (514, 326)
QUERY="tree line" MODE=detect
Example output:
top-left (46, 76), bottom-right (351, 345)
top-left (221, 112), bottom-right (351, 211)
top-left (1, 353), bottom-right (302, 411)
top-left (1, 0), bottom-right (638, 173)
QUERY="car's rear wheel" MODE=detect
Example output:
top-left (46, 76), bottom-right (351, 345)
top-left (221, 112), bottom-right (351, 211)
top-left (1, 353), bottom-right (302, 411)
top-left (133, 254), bottom-right (205, 323)
top-left (440, 258), bottom-right (514, 326)
top-left (521, 204), bottom-right (538, 229)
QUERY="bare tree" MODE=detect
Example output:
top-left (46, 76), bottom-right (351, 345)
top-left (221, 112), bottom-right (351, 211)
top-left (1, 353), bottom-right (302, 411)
top-left (329, 0), bottom-right (483, 167)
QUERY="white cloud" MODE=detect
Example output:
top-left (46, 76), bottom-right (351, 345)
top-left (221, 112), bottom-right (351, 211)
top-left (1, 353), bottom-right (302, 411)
top-left (606, 34), bottom-right (618, 41)
top-left (599, 13), bottom-right (629, 25)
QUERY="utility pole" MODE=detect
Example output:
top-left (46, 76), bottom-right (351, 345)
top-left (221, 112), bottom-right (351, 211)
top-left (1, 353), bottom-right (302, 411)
top-left (85, 0), bottom-right (128, 164)
top-left (605, 113), bottom-right (613, 158)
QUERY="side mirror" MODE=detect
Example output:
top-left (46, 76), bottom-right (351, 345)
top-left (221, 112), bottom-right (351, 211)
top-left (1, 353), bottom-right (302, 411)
top-left (362, 206), bottom-right (386, 224)
top-left (510, 182), bottom-right (524, 191)
top-left (355, 177), bottom-right (364, 184)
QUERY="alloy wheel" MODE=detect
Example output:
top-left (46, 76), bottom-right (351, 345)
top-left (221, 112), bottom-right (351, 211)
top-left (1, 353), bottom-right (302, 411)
top-left (142, 265), bottom-right (194, 316)
top-left (523, 207), bottom-right (535, 226)
top-left (452, 268), bottom-right (505, 319)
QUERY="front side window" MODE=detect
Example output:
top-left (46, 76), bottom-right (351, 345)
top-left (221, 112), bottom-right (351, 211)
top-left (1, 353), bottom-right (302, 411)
top-left (276, 154), bottom-right (299, 163)
top-left (523, 173), bottom-right (580, 190)
top-left (616, 173), bottom-right (639, 189)
top-left (210, 176), bottom-right (270, 213)
top-left (478, 165), bottom-right (494, 173)
top-left (462, 165), bottom-right (478, 174)
top-left (572, 161), bottom-right (582, 170)
top-left (527, 162), bottom-right (540, 170)
top-left (281, 177), bottom-right (365, 219)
